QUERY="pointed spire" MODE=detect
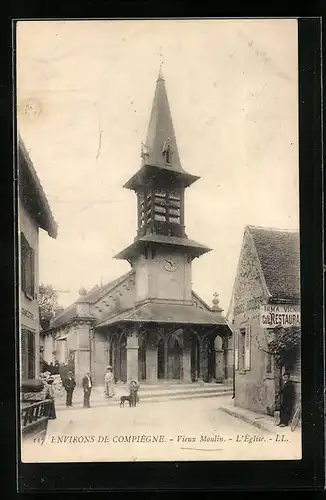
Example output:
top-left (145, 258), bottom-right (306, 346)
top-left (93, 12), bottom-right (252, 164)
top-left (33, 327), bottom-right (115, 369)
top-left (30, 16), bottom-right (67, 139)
top-left (124, 71), bottom-right (201, 190)
top-left (157, 64), bottom-right (164, 81)
top-left (142, 71), bottom-right (183, 172)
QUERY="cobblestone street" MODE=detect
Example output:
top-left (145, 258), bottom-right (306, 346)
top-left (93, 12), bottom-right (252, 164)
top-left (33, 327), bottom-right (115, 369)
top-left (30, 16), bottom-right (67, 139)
top-left (22, 396), bottom-right (301, 463)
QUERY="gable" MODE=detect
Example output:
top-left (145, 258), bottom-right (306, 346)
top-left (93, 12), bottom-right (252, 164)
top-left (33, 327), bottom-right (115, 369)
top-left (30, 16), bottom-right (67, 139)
top-left (19, 136), bottom-right (57, 239)
top-left (91, 272), bottom-right (136, 322)
top-left (191, 291), bottom-right (211, 311)
top-left (48, 271), bottom-right (135, 330)
top-left (228, 229), bottom-right (269, 321)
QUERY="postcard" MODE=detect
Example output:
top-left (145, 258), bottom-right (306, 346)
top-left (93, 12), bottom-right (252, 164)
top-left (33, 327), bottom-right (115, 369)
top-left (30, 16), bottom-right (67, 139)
top-left (17, 18), bottom-right (301, 463)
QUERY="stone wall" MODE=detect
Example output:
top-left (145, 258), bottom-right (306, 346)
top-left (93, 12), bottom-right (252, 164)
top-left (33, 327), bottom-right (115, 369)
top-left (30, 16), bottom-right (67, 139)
top-left (224, 338), bottom-right (234, 381)
top-left (133, 249), bottom-right (192, 302)
top-left (232, 230), bottom-right (275, 413)
top-left (231, 230), bottom-right (301, 414)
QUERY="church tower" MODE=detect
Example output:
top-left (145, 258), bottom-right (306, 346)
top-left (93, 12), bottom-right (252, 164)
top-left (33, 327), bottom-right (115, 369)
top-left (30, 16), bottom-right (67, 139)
top-left (115, 69), bottom-right (211, 303)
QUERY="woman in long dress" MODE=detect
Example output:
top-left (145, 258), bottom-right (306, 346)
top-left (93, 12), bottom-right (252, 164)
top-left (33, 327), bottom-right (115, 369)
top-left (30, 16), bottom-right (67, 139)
top-left (45, 377), bottom-right (56, 420)
top-left (104, 366), bottom-right (115, 398)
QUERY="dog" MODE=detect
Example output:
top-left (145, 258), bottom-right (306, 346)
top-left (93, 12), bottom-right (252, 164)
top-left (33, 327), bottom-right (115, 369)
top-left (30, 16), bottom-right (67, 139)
top-left (120, 395), bottom-right (132, 407)
top-left (120, 381), bottom-right (140, 408)
top-left (120, 393), bottom-right (139, 407)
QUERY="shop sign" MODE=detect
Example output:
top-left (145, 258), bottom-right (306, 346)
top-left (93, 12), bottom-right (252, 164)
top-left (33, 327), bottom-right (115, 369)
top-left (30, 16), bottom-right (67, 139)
top-left (260, 304), bottom-right (300, 328)
top-left (22, 307), bottom-right (34, 320)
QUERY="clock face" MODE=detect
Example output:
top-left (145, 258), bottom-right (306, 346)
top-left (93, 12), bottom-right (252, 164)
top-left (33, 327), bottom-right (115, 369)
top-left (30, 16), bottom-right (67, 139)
top-left (164, 256), bottom-right (178, 272)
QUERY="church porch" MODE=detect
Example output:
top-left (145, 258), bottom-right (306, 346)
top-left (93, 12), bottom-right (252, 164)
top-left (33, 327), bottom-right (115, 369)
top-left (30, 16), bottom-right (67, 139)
top-left (96, 321), bottom-right (231, 386)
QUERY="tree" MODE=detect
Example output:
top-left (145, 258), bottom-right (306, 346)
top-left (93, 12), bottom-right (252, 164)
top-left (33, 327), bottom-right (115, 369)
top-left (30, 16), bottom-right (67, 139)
top-left (38, 283), bottom-right (60, 330)
top-left (268, 327), bottom-right (301, 371)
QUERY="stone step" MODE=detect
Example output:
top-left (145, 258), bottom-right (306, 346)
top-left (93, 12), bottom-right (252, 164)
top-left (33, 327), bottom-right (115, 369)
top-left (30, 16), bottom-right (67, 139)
top-left (55, 384), bottom-right (230, 401)
top-left (111, 384), bottom-right (226, 391)
top-left (138, 387), bottom-right (231, 399)
top-left (56, 390), bottom-right (233, 410)
top-left (136, 391), bottom-right (233, 404)
top-left (54, 384), bottom-right (232, 408)
top-left (137, 383), bottom-right (229, 391)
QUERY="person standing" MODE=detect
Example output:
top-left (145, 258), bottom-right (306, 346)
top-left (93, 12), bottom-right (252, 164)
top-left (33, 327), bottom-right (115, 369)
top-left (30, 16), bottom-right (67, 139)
top-left (63, 371), bottom-right (76, 407)
top-left (129, 380), bottom-right (140, 407)
top-left (45, 377), bottom-right (57, 420)
top-left (277, 372), bottom-right (295, 427)
top-left (82, 371), bottom-right (93, 408)
top-left (104, 366), bottom-right (115, 399)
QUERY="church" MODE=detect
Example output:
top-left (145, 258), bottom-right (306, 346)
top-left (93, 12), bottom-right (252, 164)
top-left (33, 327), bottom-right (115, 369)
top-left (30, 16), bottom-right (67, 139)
top-left (41, 70), bottom-right (232, 386)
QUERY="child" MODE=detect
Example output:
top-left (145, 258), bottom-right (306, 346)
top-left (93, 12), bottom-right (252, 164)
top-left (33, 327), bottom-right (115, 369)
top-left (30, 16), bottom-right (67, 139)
top-left (129, 380), bottom-right (140, 407)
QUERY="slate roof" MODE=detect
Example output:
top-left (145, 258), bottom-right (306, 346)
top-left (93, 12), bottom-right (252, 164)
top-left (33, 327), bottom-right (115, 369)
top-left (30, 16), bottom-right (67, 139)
top-left (123, 71), bottom-right (199, 190)
top-left (248, 225), bottom-right (300, 301)
top-left (96, 300), bottom-right (228, 328)
top-left (143, 70), bottom-right (184, 172)
top-left (49, 302), bottom-right (78, 329)
top-left (18, 135), bottom-right (58, 239)
top-left (78, 271), bottom-right (135, 304)
top-left (48, 271), bottom-right (134, 330)
top-left (115, 234), bottom-right (211, 260)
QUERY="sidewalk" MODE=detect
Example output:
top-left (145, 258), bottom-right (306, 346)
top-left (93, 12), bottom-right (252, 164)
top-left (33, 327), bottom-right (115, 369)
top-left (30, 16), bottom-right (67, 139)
top-left (219, 401), bottom-right (301, 436)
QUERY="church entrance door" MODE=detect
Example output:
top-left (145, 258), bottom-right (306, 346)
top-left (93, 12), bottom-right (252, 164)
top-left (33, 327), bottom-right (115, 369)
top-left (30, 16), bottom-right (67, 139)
top-left (168, 338), bottom-right (182, 380)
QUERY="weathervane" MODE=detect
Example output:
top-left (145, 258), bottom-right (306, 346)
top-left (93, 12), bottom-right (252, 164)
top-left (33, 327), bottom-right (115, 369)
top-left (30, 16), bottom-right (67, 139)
top-left (158, 47), bottom-right (164, 80)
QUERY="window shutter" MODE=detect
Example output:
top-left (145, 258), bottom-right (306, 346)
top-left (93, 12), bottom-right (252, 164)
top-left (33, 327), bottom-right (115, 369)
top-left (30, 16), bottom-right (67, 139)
top-left (27, 331), bottom-right (35, 379)
top-left (30, 247), bottom-right (35, 297)
top-left (244, 325), bottom-right (251, 370)
top-left (234, 329), bottom-right (239, 370)
top-left (21, 329), bottom-right (28, 379)
top-left (20, 233), bottom-right (26, 293)
top-left (27, 247), bottom-right (32, 296)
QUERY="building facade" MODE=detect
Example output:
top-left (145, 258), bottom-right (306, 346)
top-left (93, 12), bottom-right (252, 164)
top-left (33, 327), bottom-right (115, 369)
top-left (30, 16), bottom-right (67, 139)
top-left (227, 225), bottom-right (301, 414)
top-left (19, 136), bottom-right (58, 381)
top-left (42, 71), bottom-right (232, 386)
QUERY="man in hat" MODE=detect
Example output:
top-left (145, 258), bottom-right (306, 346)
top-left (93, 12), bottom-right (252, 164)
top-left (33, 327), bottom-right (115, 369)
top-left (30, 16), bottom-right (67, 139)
top-left (82, 371), bottom-right (93, 408)
top-left (63, 370), bottom-right (76, 407)
top-left (277, 372), bottom-right (295, 427)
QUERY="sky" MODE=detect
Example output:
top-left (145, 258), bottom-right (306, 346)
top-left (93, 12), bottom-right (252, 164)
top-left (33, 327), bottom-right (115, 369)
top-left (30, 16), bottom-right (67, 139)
top-left (16, 19), bottom-right (299, 311)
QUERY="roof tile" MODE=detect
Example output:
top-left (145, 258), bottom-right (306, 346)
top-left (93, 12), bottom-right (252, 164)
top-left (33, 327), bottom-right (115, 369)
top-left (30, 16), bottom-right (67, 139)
top-left (97, 300), bottom-right (228, 328)
top-left (248, 226), bottom-right (300, 301)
